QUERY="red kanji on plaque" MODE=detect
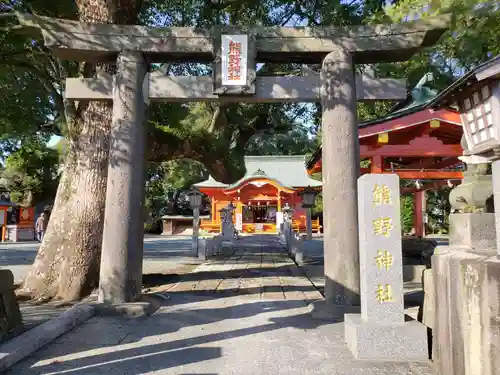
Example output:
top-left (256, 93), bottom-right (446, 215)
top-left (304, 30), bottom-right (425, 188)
top-left (228, 41), bottom-right (241, 81)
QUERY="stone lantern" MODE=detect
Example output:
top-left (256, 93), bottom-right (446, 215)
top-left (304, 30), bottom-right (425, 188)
top-left (458, 86), bottom-right (500, 160)
top-left (187, 188), bottom-right (204, 253)
top-left (281, 202), bottom-right (295, 253)
top-left (298, 186), bottom-right (318, 240)
top-left (427, 55), bottom-right (500, 375)
top-left (188, 188), bottom-right (203, 210)
top-left (430, 55), bottom-right (500, 251)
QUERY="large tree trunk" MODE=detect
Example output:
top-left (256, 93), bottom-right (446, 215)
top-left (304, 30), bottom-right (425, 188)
top-left (22, 106), bottom-right (111, 301)
top-left (21, 0), bottom-right (143, 302)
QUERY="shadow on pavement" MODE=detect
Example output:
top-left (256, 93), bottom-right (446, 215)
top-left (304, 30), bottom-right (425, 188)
top-left (12, 299), bottom-right (329, 375)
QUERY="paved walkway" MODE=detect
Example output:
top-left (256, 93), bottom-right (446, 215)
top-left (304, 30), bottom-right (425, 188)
top-left (7, 235), bottom-right (434, 375)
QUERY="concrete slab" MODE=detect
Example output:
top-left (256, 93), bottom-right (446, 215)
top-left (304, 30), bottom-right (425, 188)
top-left (6, 235), bottom-right (435, 375)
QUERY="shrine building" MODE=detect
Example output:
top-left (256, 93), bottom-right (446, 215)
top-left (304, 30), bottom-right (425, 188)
top-left (195, 155), bottom-right (321, 234)
top-left (306, 74), bottom-right (465, 237)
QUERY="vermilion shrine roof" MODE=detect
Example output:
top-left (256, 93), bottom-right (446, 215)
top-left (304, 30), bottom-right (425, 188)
top-left (306, 75), bottom-right (464, 172)
top-left (194, 155), bottom-right (322, 190)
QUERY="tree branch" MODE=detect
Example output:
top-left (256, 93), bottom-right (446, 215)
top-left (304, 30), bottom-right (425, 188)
top-left (0, 57), bottom-right (64, 114)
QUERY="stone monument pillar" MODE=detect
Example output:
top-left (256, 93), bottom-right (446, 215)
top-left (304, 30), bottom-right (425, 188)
top-left (98, 51), bottom-right (148, 304)
top-left (220, 204), bottom-right (235, 241)
top-left (321, 49), bottom-right (360, 306)
top-left (344, 174), bottom-right (427, 361)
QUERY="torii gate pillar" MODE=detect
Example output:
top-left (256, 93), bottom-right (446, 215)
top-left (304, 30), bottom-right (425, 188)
top-left (321, 49), bottom-right (360, 306)
top-left (17, 13), bottom-right (449, 306)
top-left (98, 51), bottom-right (148, 304)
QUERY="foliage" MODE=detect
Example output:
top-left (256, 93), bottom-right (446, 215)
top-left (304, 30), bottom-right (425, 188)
top-left (372, 0), bottom-right (500, 83)
top-left (426, 187), bottom-right (452, 234)
top-left (400, 195), bottom-right (414, 234)
top-left (246, 122), bottom-right (316, 156)
top-left (312, 193), bottom-right (323, 216)
top-left (144, 159), bottom-right (208, 232)
top-left (0, 66), bottom-right (56, 139)
top-left (0, 136), bottom-right (59, 206)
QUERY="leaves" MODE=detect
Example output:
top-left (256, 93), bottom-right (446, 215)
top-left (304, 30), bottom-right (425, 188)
top-left (0, 136), bottom-right (60, 206)
top-left (1, 0), bottom-right (499, 225)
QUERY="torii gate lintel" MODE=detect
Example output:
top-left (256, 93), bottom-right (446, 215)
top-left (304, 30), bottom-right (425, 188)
top-left (17, 13), bottom-right (450, 64)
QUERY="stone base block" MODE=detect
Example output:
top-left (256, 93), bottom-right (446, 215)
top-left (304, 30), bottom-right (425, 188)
top-left (209, 236), bottom-right (222, 256)
top-left (198, 238), bottom-right (207, 260)
top-left (93, 302), bottom-right (157, 318)
top-left (294, 251), bottom-right (303, 265)
top-left (403, 264), bottom-right (427, 283)
top-left (431, 247), bottom-right (500, 375)
top-left (421, 268), bottom-right (434, 330)
top-left (4, 225), bottom-right (35, 242)
top-left (344, 314), bottom-right (428, 361)
top-left (449, 213), bottom-right (495, 249)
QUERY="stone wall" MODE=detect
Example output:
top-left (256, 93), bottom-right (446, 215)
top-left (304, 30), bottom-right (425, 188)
top-left (428, 213), bottom-right (500, 375)
top-left (0, 270), bottom-right (23, 342)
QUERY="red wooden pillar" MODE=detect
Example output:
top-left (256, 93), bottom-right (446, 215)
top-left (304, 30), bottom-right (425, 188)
top-left (413, 190), bottom-right (426, 237)
top-left (370, 155), bottom-right (383, 173)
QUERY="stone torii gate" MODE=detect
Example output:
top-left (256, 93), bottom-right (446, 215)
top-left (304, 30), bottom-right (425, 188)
top-left (19, 14), bottom-right (450, 307)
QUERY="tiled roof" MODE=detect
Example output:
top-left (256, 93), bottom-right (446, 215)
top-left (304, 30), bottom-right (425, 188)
top-left (306, 72), bottom-right (445, 169)
top-left (193, 175), bottom-right (229, 188)
top-left (194, 155), bottom-right (322, 189)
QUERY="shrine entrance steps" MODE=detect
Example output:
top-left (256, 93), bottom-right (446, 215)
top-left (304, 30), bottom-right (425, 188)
top-left (9, 234), bottom-right (435, 375)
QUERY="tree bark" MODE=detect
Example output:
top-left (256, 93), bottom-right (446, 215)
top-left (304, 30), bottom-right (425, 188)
top-left (22, 107), bottom-right (111, 300)
top-left (21, 0), bottom-right (143, 302)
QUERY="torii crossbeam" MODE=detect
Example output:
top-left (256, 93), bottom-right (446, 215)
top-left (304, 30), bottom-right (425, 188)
top-left (65, 73), bottom-right (406, 102)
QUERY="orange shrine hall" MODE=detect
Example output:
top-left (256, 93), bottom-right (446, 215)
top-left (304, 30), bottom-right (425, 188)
top-left (194, 156), bottom-right (322, 234)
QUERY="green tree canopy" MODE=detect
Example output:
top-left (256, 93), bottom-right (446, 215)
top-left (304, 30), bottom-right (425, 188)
top-left (0, 136), bottom-right (59, 206)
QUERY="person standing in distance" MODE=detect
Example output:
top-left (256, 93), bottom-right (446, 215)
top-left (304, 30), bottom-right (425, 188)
top-left (35, 212), bottom-right (48, 242)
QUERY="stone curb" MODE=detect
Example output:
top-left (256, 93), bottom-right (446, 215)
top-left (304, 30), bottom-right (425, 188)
top-left (0, 303), bottom-right (95, 372)
top-left (91, 300), bottom-right (158, 318)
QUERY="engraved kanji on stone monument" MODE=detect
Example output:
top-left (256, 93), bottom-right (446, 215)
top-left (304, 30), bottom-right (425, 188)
top-left (375, 250), bottom-right (393, 271)
top-left (358, 174), bottom-right (404, 323)
top-left (372, 184), bottom-right (392, 205)
top-left (344, 173), bottom-right (428, 361)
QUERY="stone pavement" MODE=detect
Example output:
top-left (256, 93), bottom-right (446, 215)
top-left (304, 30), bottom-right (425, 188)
top-left (6, 235), bottom-right (435, 375)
